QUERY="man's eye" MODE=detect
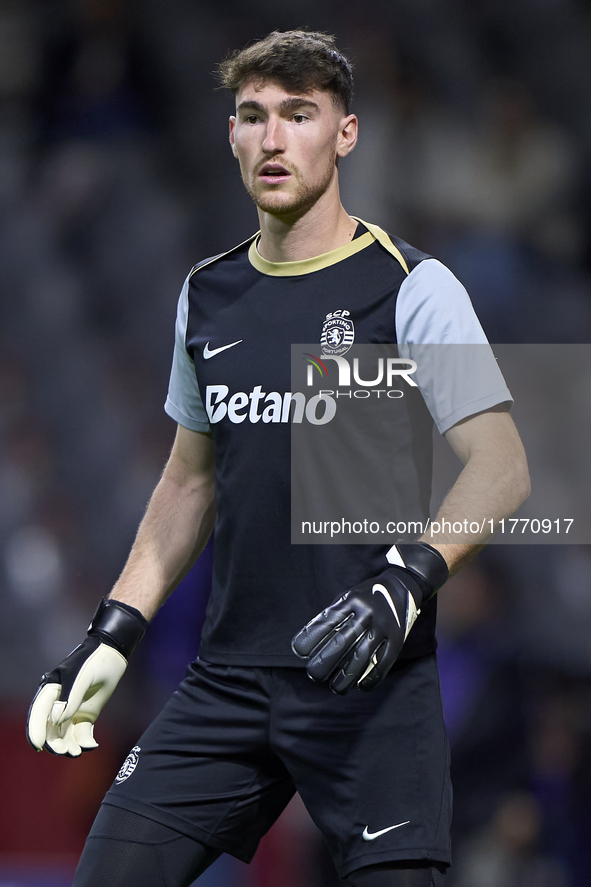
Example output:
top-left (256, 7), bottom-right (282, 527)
top-left (244, 115), bottom-right (259, 124)
top-left (292, 114), bottom-right (308, 123)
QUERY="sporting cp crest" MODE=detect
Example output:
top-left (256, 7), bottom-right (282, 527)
top-left (115, 745), bottom-right (141, 783)
top-left (321, 310), bottom-right (355, 356)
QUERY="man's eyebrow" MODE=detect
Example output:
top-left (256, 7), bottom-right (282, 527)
top-left (236, 100), bottom-right (265, 113)
top-left (278, 97), bottom-right (319, 113)
top-left (236, 98), bottom-right (319, 114)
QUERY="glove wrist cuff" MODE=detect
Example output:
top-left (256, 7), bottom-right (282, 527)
top-left (88, 598), bottom-right (148, 660)
top-left (388, 542), bottom-right (449, 602)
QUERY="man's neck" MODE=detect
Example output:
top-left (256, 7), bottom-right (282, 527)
top-left (256, 194), bottom-right (358, 264)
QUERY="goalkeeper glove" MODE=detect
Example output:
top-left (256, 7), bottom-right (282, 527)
top-left (26, 598), bottom-right (147, 757)
top-left (291, 543), bottom-right (448, 694)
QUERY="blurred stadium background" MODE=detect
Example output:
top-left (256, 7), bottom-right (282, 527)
top-left (2, 1), bottom-right (591, 885)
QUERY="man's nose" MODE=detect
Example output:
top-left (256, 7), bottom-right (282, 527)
top-left (261, 118), bottom-right (286, 154)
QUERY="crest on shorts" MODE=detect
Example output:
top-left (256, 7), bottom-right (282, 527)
top-left (115, 745), bottom-right (141, 783)
top-left (321, 310), bottom-right (355, 356)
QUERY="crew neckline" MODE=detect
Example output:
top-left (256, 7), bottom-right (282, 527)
top-left (248, 230), bottom-right (376, 277)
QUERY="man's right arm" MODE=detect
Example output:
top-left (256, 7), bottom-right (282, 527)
top-left (108, 424), bottom-right (216, 620)
top-left (27, 424), bottom-right (215, 755)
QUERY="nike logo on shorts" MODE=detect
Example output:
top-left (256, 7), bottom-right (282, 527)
top-left (362, 821), bottom-right (410, 841)
top-left (203, 340), bottom-right (243, 359)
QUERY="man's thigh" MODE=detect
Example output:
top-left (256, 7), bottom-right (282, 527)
top-left (346, 859), bottom-right (448, 886)
top-left (104, 659), bottom-right (295, 863)
top-left (73, 806), bottom-right (220, 887)
top-left (270, 655), bottom-right (452, 882)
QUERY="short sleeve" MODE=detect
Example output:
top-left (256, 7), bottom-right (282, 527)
top-left (395, 258), bottom-right (513, 434)
top-left (164, 274), bottom-right (210, 432)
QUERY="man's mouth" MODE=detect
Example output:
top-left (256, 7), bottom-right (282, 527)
top-left (258, 163), bottom-right (291, 184)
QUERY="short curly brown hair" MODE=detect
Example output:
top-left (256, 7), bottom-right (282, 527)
top-left (217, 30), bottom-right (354, 113)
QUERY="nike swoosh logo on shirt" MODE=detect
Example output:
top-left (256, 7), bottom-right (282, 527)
top-left (362, 821), bottom-right (410, 841)
top-left (203, 340), bottom-right (243, 359)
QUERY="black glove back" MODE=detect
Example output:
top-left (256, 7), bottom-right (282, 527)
top-left (292, 543), bottom-right (448, 694)
top-left (292, 569), bottom-right (423, 694)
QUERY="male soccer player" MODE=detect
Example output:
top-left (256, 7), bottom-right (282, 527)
top-left (27, 30), bottom-right (530, 887)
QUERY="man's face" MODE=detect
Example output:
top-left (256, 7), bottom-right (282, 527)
top-left (229, 79), bottom-right (357, 218)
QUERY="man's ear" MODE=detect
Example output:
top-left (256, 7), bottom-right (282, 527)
top-left (336, 114), bottom-right (358, 158)
top-left (229, 116), bottom-right (238, 158)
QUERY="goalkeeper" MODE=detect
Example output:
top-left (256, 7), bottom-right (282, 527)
top-left (27, 29), bottom-right (530, 887)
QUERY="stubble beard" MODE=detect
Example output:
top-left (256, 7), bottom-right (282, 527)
top-left (244, 155), bottom-right (336, 218)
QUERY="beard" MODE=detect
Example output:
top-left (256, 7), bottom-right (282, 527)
top-left (243, 155), bottom-right (336, 217)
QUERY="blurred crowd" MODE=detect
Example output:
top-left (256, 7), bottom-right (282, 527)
top-left (2, 0), bottom-right (591, 885)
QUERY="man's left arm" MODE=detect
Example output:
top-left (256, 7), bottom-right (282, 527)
top-left (422, 403), bottom-right (531, 575)
top-left (292, 404), bottom-right (530, 693)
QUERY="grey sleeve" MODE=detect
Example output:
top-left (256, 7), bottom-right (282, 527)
top-left (164, 274), bottom-right (211, 432)
top-left (395, 258), bottom-right (513, 434)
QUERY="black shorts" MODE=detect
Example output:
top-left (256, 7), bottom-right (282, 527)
top-left (103, 655), bottom-right (451, 880)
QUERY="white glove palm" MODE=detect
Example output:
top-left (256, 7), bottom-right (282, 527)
top-left (27, 640), bottom-right (127, 756)
top-left (26, 598), bottom-right (147, 757)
